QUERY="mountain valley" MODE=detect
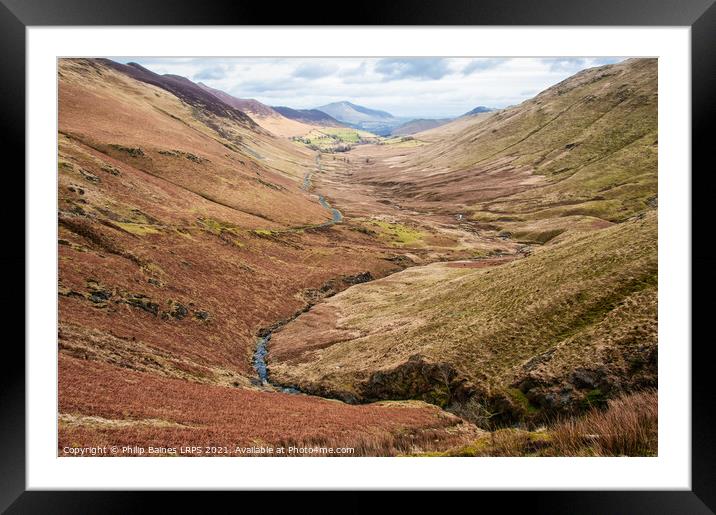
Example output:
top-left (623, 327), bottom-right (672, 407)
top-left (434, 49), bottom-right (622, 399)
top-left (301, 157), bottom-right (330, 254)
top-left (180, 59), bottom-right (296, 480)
top-left (57, 57), bottom-right (658, 456)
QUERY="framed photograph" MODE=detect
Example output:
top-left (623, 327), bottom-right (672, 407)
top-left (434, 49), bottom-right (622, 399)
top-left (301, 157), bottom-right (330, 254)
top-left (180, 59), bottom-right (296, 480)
top-left (6, 0), bottom-right (714, 510)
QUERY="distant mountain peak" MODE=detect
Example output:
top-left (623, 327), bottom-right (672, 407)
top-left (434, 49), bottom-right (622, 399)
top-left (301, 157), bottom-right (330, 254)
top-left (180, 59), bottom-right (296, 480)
top-left (463, 106), bottom-right (495, 117)
top-left (316, 101), bottom-right (395, 123)
top-left (313, 101), bottom-right (398, 135)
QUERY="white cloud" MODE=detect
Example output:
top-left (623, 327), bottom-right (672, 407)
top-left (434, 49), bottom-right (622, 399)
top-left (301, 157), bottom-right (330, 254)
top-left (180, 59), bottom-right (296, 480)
top-left (115, 57), bottom-right (626, 118)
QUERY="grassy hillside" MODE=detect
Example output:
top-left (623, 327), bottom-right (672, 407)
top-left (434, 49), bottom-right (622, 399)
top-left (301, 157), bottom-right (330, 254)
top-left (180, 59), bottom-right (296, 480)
top-left (60, 59), bottom-right (329, 226)
top-left (269, 210), bottom-right (657, 425)
top-left (349, 59), bottom-right (657, 241)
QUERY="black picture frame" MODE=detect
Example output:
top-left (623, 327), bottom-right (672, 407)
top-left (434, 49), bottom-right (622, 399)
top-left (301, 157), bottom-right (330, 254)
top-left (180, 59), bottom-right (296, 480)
top-left (3, 0), bottom-right (714, 511)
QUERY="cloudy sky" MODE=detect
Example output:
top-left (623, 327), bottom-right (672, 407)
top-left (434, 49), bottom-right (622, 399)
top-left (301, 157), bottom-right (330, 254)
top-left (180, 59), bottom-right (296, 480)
top-left (115, 57), bottom-right (625, 118)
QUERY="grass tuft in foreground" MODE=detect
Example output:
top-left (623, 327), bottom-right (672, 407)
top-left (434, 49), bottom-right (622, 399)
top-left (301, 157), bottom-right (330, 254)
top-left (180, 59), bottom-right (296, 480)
top-left (432, 390), bottom-right (657, 457)
top-left (549, 389), bottom-right (657, 456)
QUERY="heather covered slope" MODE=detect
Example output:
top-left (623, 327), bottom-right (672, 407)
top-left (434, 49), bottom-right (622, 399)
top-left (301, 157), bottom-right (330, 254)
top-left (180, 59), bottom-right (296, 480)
top-left (269, 211), bottom-right (657, 424)
top-left (58, 58), bottom-right (376, 381)
top-left (100, 60), bottom-right (259, 130)
top-left (58, 58), bottom-right (489, 452)
top-left (60, 59), bottom-right (328, 226)
top-left (59, 354), bottom-right (481, 456)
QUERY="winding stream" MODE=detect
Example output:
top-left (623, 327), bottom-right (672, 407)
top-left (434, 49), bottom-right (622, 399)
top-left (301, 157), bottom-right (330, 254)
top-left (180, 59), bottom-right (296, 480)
top-left (251, 153), bottom-right (521, 395)
top-left (319, 195), bottom-right (343, 223)
top-left (253, 153), bottom-right (341, 391)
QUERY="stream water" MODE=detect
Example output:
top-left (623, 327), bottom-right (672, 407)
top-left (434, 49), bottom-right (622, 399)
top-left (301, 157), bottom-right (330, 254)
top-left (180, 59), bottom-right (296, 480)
top-left (319, 195), bottom-right (343, 222)
top-left (253, 334), bottom-right (300, 393)
top-left (253, 335), bottom-right (270, 384)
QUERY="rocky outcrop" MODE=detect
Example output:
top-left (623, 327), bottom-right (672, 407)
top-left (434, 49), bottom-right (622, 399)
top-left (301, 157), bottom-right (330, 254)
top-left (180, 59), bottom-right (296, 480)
top-left (268, 355), bottom-right (477, 408)
top-left (163, 300), bottom-right (189, 320)
top-left (511, 343), bottom-right (657, 416)
top-left (360, 355), bottom-right (476, 408)
top-left (342, 271), bottom-right (373, 285)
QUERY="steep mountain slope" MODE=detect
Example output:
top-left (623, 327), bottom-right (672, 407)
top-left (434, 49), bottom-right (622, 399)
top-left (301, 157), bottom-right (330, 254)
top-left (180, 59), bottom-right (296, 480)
top-left (58, 58), bottom-right (480, 453)
top-left (349, 58), bottom-right (657, 241)
top-left (272, 106), bottom-right (345, 128)
top-left (101, 60), bottom-right (260, 130)
top-left (61, 60), bottom-right (326, 226)
top-left (391, 118), bottom-right (451, 136)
